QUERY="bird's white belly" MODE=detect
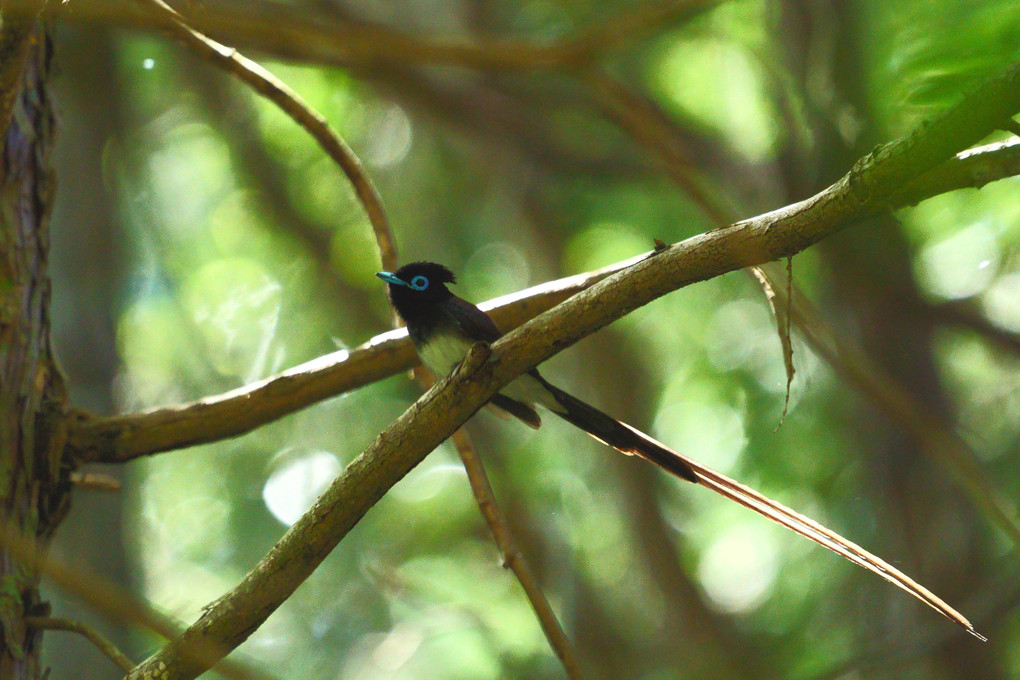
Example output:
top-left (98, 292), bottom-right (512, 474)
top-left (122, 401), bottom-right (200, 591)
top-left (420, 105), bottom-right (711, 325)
top-left (418, 331), bottom-right (560, 411)
top-left (419, 332), bottom-right (475, 376)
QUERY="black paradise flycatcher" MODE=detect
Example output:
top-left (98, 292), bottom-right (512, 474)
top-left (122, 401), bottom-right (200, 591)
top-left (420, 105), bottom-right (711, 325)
top-left (378, 261), bottom-right (984, 640)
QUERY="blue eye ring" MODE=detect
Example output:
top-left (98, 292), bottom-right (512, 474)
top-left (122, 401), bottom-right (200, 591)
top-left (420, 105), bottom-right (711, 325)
top-left (410, 275), bottom-right (429, 291)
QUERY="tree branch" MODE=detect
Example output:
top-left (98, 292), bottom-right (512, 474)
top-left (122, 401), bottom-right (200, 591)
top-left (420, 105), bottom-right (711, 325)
top-left (66, 136), bottom-right (1020, 466)
top-left (413, 367), bottom-right (585, 678)
top-left (124, 59), bottom-right (1020, 680)
top-left (66, 259), bottom-right (631, 464)
top-left (888, 137), bottom-right (1020, 208)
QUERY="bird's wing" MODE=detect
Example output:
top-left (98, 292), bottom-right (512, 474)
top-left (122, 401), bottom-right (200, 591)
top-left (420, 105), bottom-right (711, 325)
top-left (448, 296), bottom-right (504, 342)
top-left (440, 296), bottom-right (542, 428)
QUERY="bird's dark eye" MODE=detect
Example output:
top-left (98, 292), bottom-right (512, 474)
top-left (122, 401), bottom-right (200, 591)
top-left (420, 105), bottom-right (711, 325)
top-left (410, 275), bottom-right (429, 290)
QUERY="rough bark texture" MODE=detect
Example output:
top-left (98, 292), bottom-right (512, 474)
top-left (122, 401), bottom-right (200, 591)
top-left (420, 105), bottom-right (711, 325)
top-left (0, 20), bottom-right (69, 680)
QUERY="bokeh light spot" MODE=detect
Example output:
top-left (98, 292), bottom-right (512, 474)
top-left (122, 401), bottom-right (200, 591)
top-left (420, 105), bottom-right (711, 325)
top-left (916, 221), bottom-right (999, 299)
top-left (263, 450), bottom-right (341, 526)
top-left (698, 523), bottom-right (779, 614)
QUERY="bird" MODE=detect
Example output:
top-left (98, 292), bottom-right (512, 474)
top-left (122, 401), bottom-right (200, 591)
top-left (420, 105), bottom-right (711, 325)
top-left (377, 260), bottom-right (983, 640)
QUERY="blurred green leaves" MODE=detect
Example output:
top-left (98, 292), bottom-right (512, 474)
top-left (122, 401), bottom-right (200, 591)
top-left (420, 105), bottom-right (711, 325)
top-left (46, 0), bottom-right (1020, 677)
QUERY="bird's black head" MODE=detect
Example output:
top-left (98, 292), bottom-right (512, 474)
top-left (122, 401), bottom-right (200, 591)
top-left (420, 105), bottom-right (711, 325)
top-left (376, 261), bottom-right (456, 322)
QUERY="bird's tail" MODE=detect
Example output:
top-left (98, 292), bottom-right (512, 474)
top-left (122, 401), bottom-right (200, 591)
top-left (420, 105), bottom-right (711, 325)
top-left (539, 380), bottom-right (985, 641)
top-left (539, 381), bottom-right (699, 483)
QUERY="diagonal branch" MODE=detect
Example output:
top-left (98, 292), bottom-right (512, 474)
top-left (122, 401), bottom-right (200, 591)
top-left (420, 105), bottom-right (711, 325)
top-left (25, 617), bottom-right (135, 673)
top-left (66, 138), bottom-right (1020, 466)
top-left (125, 59), bottom-right (1020, 680)
top-left (134, 0), bottom-right (397, 271)
top-left (414, 366), bottom-right (585, 678)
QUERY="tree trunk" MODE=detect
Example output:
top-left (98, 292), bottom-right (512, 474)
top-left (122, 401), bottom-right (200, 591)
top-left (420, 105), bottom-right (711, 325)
top-left (0, 19), bottom-right (69, 679)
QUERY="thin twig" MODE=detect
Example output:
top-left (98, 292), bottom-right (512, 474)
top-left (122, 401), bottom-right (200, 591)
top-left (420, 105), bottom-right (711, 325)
top-left (69, 471), bottom-right (121, 491)
top-left (395, 257), bottom-right (579, 673)
top-left (451, 426), bottom-right (586, 680)
top-left (0, 525), bottom-right (275, 680)
top-left (24, 616), bottom-right (135, 673)
top-left (407, 365), bottom-right (584, 679)
top-left (134, 0), bottom-right (398, 271)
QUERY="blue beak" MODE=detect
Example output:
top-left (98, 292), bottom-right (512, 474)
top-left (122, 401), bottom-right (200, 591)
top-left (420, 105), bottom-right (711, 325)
top-left (376, 271), bottom-right (408, 287)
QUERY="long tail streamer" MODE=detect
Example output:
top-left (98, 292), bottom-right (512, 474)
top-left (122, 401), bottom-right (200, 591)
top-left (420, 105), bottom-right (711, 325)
top-left (617, 422), bottom-right (985, 641)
